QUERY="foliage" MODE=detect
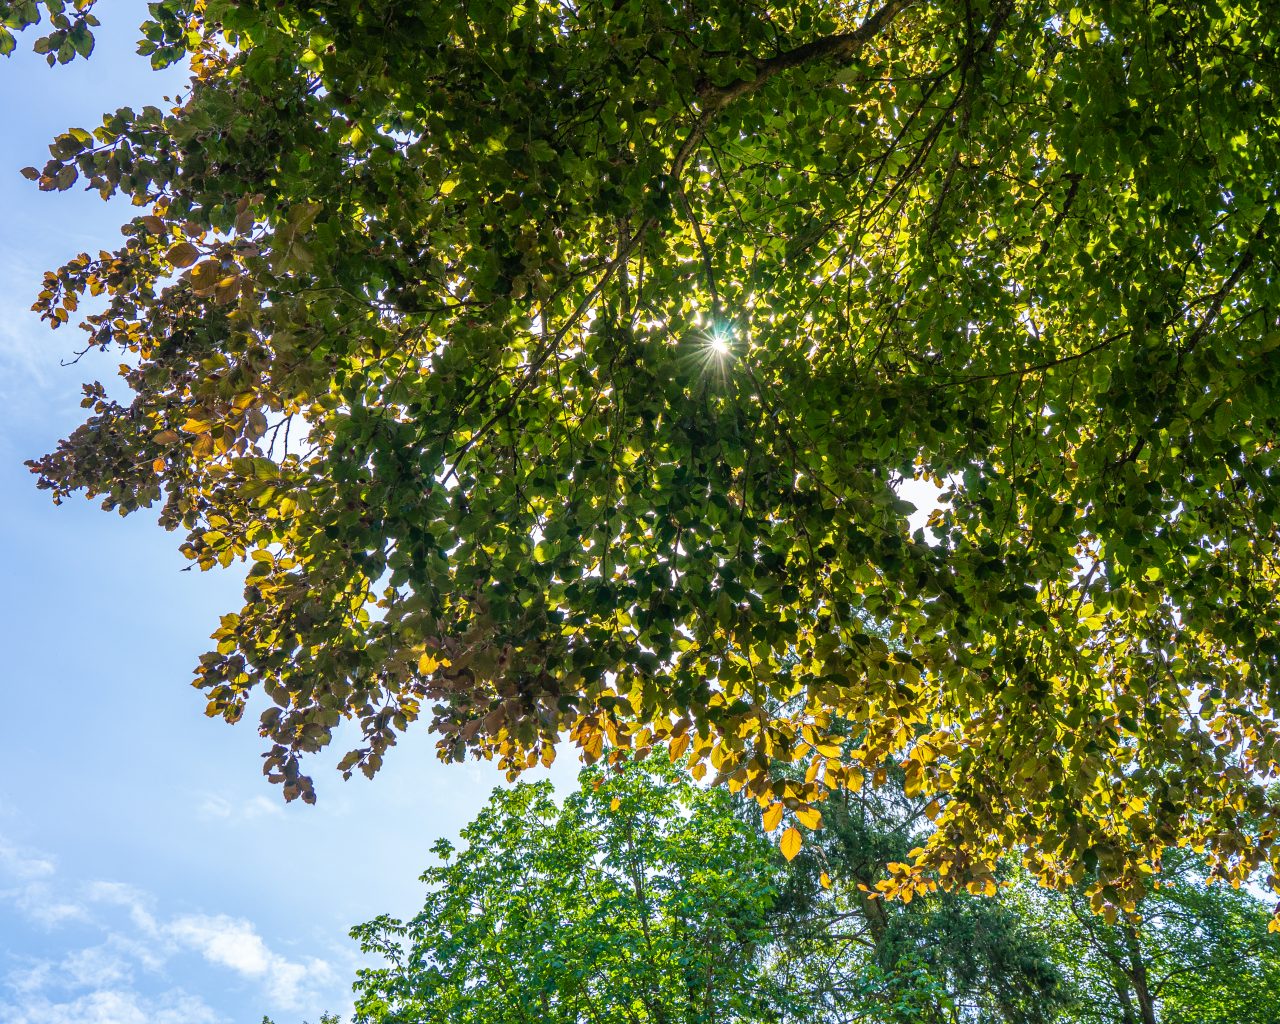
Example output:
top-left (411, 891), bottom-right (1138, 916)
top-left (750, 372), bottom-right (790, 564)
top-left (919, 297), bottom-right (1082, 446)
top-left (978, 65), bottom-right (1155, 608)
top-left (1033, 846), bottom-right (1280, 1024)
top-left (0, 0), bottom-right (98, 62)
top-left (348, 756), bottom-right (785, 1024)
top-left (346, 759), bottom-right (1277, 1024)
top-left (261, 1016), bottom-right (342, 1024)
top-left (769, 779), bottom-right (1069, 1023)
top-left (10, 0), bottom-right (1280, 911)
top-left (348, 756), bottom-right (1067, 1024)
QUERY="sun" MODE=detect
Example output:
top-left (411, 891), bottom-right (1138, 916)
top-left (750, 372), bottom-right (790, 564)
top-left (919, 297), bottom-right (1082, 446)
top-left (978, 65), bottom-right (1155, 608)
top-left (707, 331), bottom-right (733, 358)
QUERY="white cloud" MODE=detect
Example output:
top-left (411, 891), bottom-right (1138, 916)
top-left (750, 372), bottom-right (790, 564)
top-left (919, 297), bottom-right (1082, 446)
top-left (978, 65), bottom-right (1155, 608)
top-left (83, 882), bottom-right (159, 938)
top-left (167, 914), bottom-right (332, 1008)
top-left (0, 841), bottom-right (54, 882)
top-left (0, 835), bottom-right (337, 1019)
top-left (0, 987), bottom-right (224, 1024)
top-left (0, 840), bottom-right (87, 928)
top-left (0, 252), bottom-right (55, 410)
top-left (167, 915), bottom-right (272, 977)
top-left (197, 794), bottom-right (284, 822)
top-left (4, 963), bottom-right (52, 999)
top-left (3, 880), bottom-right (88, 929)
top-left (60, 946), bottom-right (133, 990)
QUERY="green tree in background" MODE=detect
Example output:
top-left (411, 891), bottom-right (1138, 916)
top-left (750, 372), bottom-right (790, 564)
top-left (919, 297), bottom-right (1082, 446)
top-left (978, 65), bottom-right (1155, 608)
top-left (770, 780), bottom-right (1068, 1023)
top-left (349, 756), bottom-right (785, 1024)
top-left (349, 757), bottom-right (1070, 1024)
top-left (1032, 845), bottom-right (1280, 1024)
top-left (8, 0), bottom-right (1280, 912)
top-left (344, 758), bottom-right (1280, 1024)
top-left (262, 1016), bottom-right (342, 1024)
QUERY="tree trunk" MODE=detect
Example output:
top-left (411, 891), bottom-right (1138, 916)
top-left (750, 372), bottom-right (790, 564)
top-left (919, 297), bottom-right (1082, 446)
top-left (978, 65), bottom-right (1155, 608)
top-left (1123, 926), bottom-right (1158, 1024)
top-left (1115, 981), bottom-right (1139, 1024)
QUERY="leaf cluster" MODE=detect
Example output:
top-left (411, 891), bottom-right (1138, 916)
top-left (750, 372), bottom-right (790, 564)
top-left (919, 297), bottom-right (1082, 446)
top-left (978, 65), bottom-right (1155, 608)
top-left (11, 0), bottom-right (1280, 914)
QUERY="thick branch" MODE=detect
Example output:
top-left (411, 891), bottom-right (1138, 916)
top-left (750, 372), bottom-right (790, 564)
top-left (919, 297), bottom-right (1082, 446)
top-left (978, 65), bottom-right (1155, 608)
top-left (697, 0), bottom-right (917, 111)
top-left (673, 0), bottom-right (916, 180)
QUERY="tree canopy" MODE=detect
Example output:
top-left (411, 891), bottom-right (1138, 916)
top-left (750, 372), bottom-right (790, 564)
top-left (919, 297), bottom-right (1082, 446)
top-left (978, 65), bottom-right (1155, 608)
top-left (10, 0), bottom-right (1280, 914)
top-left (350, 758), bottom-right (784, 1024)
top-left (347, 757), bottom-right (1278, 1024)
top-left (347, 755), bottom-right (1069, 1024)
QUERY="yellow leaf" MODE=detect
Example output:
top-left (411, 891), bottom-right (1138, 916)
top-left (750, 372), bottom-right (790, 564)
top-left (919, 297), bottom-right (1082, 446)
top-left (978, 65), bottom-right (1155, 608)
top-left (418, 652), bottom-right (442, 674)
top-left (796, 805), bottom-right (823, 830)
top-left (780, 827), bottom-right (802, 861)
top-left (609, 797), bottom-right (620, 811)
top-left (819, 871), bottom-right (832, 889)
top-left (762, 801), bottom-right (784, 832)
top-left (439, 180), bottom-right (458, 195)
top-left (189, 260), bottom-right (222, 292)
top-left (669, 733), bottom-right (691, 760)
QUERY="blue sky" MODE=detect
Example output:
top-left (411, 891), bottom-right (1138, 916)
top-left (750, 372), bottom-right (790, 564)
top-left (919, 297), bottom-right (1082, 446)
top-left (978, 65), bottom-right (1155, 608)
top-left (0, 7), bottom-right (572, 1021)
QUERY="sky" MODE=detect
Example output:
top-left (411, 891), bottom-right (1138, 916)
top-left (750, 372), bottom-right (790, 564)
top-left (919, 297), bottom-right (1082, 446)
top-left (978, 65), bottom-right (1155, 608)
top-left (0, 7), bottom-right (573, 1021)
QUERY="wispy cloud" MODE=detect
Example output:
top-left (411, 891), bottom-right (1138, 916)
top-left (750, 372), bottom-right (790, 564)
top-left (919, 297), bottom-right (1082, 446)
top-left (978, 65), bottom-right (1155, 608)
top-left (82, 882), bottom-right (160, 939)
top-left (197, 793), bottom-right (285, 822)
top-left (0, 250), bottom-right (56, 402)
top-left (0, 834), bottom-right (338, 1020)
top-left (168, 915), bottom-right (333, 1007)
top-left (0, 987), bottom-right (224, 1024)
top-left (0, 841), bottom-right (55, 881)
top-left (10, 890), bottom-right (89, 929)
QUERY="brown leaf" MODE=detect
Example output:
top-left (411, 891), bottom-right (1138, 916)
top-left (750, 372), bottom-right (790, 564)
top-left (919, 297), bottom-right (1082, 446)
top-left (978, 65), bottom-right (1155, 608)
top-left (167, 242), bottom-right (200, 268)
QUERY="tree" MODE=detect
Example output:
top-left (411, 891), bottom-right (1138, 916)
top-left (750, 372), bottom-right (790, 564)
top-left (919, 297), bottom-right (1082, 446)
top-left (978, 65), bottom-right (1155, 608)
top-left (9, 0), bottom-right (1280, 909)
top-left (1031, 845), bottom-right (1280, 1024)
top-left (261, 1016), bottom-right (342, 1024)
top-left (767, 774), bottom-right (1069, 1023)
top-left (348, 756), bottom-right (786, 1024)
top-left (348, 755), bottom-right (1069, 1024)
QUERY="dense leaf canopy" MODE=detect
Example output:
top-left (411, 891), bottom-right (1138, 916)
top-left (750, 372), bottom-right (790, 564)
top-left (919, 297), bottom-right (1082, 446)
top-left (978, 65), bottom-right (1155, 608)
top-left (351, 759), bottom-right (783, 1024)
top-left (11, 0), bottom-right (1280, 913)
top-left (348, 758), bottom-right (1279, 1024)
top-left (1032, 844), bottom-right (1280, 1024)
